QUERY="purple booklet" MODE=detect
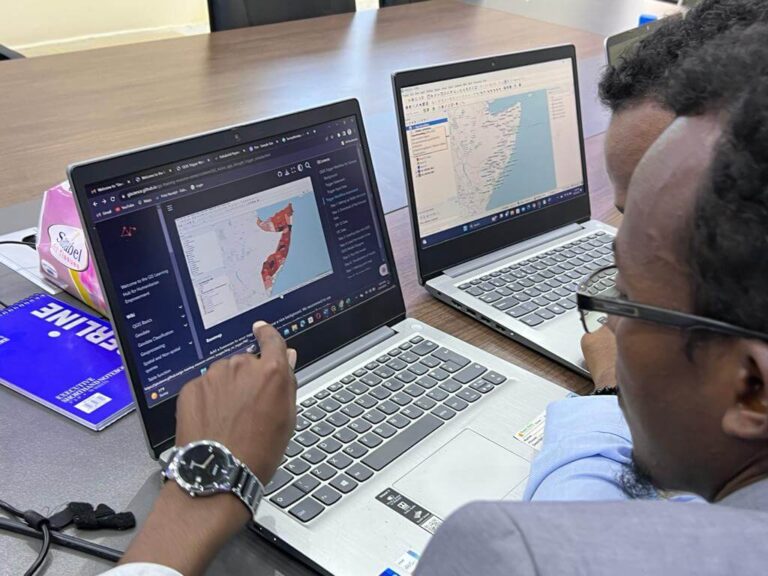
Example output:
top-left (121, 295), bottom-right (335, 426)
top-left (0, 293), bottom-right (134, 430)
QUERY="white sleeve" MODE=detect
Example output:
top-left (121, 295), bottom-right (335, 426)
top-left (101, 563), bottom-right (183, 576)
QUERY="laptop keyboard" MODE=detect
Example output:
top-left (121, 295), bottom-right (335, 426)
top-left (457, 231), bottom-right (614, 328)
top-left (263, 336), bottom-right (507, 524)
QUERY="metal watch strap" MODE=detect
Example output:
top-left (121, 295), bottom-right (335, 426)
top-left (231, 462), bottom-right (263, 517)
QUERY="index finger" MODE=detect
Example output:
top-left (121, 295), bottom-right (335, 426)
top-left (252, 321), bottom-right (289, 365)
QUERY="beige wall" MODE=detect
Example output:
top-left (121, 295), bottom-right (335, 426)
top-left (0, 0), bottom-right (209, 48)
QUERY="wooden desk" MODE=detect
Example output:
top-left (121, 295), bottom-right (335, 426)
top-left (0, 2), bottom-right (619, 574)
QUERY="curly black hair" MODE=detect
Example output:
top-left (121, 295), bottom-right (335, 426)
top-left (664, 24), bottom-right (768, 333)
top-left (598, 0), bottom-right (768, 113)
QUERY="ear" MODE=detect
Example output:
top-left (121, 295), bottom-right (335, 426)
top-left (722, 341), bottom-right (768, 440)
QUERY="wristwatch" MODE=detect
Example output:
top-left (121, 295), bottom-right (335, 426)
top-left (162, 440), bottom-right (264, 518)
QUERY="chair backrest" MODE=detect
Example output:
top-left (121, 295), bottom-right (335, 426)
top-left (0, 44), bottom-right (24, 61)
top-left (207, 0), bottom-right (356, 31)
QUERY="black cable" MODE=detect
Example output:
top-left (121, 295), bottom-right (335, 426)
top-left (24, 523), bottom-right (50, 576)
top-left (0, 240), bottom-right (36, 249)
top-left (0, 499), bottom-right (24, 517)
top-left (0, 517), bottom-right (122, 563)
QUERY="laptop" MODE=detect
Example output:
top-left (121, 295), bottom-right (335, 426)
top-left (392, 46), bottom-right (616, 377)
top-left (605, 18), bottom-right (665, 67)
top-left (69, 100), bottom-right (568, 576)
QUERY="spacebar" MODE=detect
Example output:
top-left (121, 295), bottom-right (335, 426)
top-left (362, 414), bottom-right (443, 472)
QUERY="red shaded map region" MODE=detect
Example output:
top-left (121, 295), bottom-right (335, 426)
top-left (257, 203), bottom-right (294, 292)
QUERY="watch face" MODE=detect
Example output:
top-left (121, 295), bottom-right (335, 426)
top-left (176, 443), bottom-right (234, 491)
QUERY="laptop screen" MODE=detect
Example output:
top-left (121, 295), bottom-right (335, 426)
top-left (80, 114), bottom-right (395, 409)
top-left (400, 57), bottom-right (585, 248)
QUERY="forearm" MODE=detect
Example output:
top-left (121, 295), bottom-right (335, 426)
top-left (119, 483), bottom-right (249, 576)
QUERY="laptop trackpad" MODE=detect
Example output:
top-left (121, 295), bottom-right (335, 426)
top-left (394, 429), bottom-right (529, 520)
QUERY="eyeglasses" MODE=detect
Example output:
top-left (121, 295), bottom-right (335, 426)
top-left (576, 265), bottom-right (768, 341)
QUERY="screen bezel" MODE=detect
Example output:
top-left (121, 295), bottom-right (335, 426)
top-left (69, 99), bottom-right (406, 458)
top-left (392, 45), bottom-right (591, 284)
top-left (604, 19), bottom-right (665, 67)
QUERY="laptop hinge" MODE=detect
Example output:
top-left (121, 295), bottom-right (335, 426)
top-left (443, 223), bottom-right (585, 278)
top-left (295, 326), bottom-right (396, 387)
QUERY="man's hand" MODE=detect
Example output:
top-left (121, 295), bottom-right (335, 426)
top-left (581, 326), bottom-right (617, 390)
top-left (176, 320), bottom-right (297, 485)
top-left (119, 321), bottom-right (297, 576)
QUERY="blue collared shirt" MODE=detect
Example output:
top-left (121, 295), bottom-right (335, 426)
top-left (524, 395), bottom-right (703, 503)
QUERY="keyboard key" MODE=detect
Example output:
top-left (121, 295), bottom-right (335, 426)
top-left (457, 388), bottom-right (481, 403)
top-left (328, 382), bottom-right (343, 392)
top-left (373, 423), bottom-right (397, 439)
top-left (311, 463), bottom-right (337, 481)
top-left (362, 414), bottom-right (443, 471)
top-left (264, 468), bottom-right (292, 495)
top-left (285, 440), bottom-right (302, 458)
top-left (538, 309), bottom-right (556, 320)
top-left (429, 367), bottom-right (450, 381)
top-left (302, 448), bottom-right (326, 465)
top-left (388, 414), bottom-right (411, 429)
top-left (303, 407), bottom-right (325, 422)
top-left (400, 352), bottom-right (419, 364)
top-left (350, 419), bottom-right (372, 434)
top-left (427, 388), bottom-right (449, 402)
top-left (483, 371), bottom-right (507, 385)
top-left (363, 409), bottom-right (386, 424)
top-left (296, 431), bottom-right (320, 447)
top-left (383, 379), bottom-right (405, 392)
top-left (416, 375), bottom-right (438, 389)
top-left (313, 485), bottom-right (342, 506)
top-left (399, 342), bottom-right (413, 351)
top-left (391, 392), bottom-right (412, 406)
top-left (370, 386), bottom-right (392, 401)
top-left (311, 422), bottom-right (335, 437)
top-left (445, 397), bottom-right (469, 412)
top-left (466, 287), bottom-right (483, 297)
top-left (374, 366), bottom-right (395, 379)
top-left (333, 427), bottom-right (357, 444)
top-left (495, 287), bottom-right (513, 297)
top-left (452, 363), bottom-right (487, 384)
top-left (470, 380), bottom-right (495, 394)
top-left (432, 406), bottom-right (456, 421)
top-left (314, 390), bottom-right (331, 400)
top-left (480, 293), bottom-right (501, 304)
top-left (414, 397), bottom-right (437, 411)
top-left (404, 383), bottom-right (426, 397)
top-left (319, 399), bottom-right (342, 413)
top-left (408, 363), bottom-right (429, 376)
top-left (558, 298), bottom-right (577, 310)
top-left (359, 433), bottom-right (383, 449)
top-left (361, 374), bottom-right (382, 387)
top-left (396, 371), bottom-right (417, 384)
top-left (293, 474), bottom-right (320, 494)
top-left (421, 356), bottom-right (440, 369)
top-left (343, 442), bottom-right (369, 459)
top-left (523, 288), bottom-right (542, 298)
top-left (327, 412), bottom-right (351, 428)
top-left (353, 368), bottom-right (367, 378)
top-left (410, 335), bottom-right (424, 344)
top-left (378, 400), bottom-right (399, 415)
top-left (355, 395), bottom-right (377, 409)
top-left (432, 348), bottom-right (470, 368)
top-left (271, 485), bottom-right (304, 508)
top-left (388, 348), bottom-right (402, 357)
top-left (346, 381), bottom-right (368, 395)
top-left (285, 458), bottom-right (310, 476)
top-left (328, 453), bottom-right (353, 470)
top-left (439, 380), bottom-right (461, 393)
top-left (521, 314), bottom-right (544, 327)
top-left (543, 292), bottom-right (560, 303)
top-left (401, 405), bottom-right (425, 419)
top-left (318, 438), bottom-right (342, 454)
top-left (441, 361), bottom-right (462, 373)
top-left (533, 296), bottom-right (550, 307)
top-left (330, 474), bottom-right (358, 494)
top-left (346, 463), bottom-right (374, 482)
top-left (411, 340), bottom-right (438, 356)
top-left (387, 358), bottom-right (407, 371)
top-left (493, 297), bottom-right (519, 311)
top-left (295, 416), bottom-right (311, 432)
top-left (341, 375), bottom-right (355, 384)
top-left (332, 390), bottom-right (355, 404)
top-left (300, 398), bottom-right (317, 408)
top-left (341, 403), bottom-right (364, 418)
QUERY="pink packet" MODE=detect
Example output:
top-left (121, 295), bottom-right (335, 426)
top-left (37, 181), bottom-right (108, 315)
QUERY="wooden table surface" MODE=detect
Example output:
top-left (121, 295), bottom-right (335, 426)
top-left (0, 3), bottom-right (620, 573)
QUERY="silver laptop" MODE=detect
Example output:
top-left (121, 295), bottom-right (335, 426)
top-left (392, 46), bottom-right (616, 377)
top-left (69, 100), bottom-right (568, 576)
